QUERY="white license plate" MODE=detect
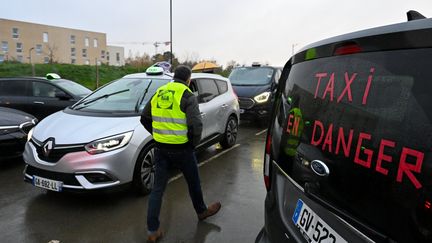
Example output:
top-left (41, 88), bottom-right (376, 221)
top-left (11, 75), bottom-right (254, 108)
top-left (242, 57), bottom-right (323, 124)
top-left (292, 199), bottom-right (346, 243)
top-left (239, 109), bottom-right (245, 114)
top-left (33, 175), bottom-right (63, 192)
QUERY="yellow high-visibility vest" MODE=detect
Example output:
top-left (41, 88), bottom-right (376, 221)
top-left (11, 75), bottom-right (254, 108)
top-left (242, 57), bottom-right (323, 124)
top-left (151, 82), bottom-right (191, 144)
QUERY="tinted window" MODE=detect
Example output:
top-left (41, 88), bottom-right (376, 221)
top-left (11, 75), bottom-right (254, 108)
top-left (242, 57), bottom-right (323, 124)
top-left (52, 80), bottom-right (91, 97)
top-left (32, 82), bottom-right (63, 98)
top-left (197, 79), bottom-right (219, 102)
top-left (215, 79), bottom-right (228, 94)
top-left (229, 67), bottom-right (274, 85)
top-left (275, 48), bottom-right (432, 242)
top-left (0, 80), bottom-right (28, 96)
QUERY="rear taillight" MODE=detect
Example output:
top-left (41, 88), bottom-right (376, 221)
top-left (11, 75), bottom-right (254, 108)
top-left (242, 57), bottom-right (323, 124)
top-left (334, 43), bottom-right (362, 55)
top-left (264, 133), bottom-right (272, 190)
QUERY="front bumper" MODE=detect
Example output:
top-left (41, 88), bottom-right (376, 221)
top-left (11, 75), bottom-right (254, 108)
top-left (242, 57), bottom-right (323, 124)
top-left (0, 132), bottom-right (27, 160)
top-left (23, 140), bottom-right (138, 191)
top-left (240, 102), bottom-right (272, 121)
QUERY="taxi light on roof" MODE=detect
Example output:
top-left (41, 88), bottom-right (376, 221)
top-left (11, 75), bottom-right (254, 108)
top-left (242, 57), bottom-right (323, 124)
top-left (146, 66), bottom-right (164, 75)
top-left (46, 73), bottom-right (61, 80)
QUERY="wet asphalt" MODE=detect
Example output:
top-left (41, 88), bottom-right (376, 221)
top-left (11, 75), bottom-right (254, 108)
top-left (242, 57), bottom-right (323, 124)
top-left (0, 122), bottom-right (268, 243)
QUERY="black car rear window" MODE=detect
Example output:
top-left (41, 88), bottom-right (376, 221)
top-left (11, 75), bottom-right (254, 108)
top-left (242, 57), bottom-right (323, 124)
top-left (0, 80), bottom-right (28, 96)
top-left (275, 48), bottom-right (432, 242)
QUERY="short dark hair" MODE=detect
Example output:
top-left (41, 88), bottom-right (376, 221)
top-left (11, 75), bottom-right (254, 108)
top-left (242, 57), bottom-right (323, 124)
top-left (174, 65), bottom-right (192, 82)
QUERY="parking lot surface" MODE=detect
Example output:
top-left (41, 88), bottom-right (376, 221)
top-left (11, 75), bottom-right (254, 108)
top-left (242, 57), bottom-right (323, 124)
top-left (0, 122), bottom-right (267, 243)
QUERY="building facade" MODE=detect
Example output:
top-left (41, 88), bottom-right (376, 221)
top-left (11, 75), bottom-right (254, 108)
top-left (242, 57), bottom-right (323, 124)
top-left (0, 18), bottom-right (123, 65)
top-left (107, 46), bottom-right (125, 66)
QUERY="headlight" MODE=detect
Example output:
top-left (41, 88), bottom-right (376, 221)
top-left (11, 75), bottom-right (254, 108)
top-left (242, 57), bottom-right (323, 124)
top-left (27, 127), bottom-right (34, 141)
top-left (254, 91), bottom-right (271, 103)
top-left (85, 131), bottom-right (133, 155)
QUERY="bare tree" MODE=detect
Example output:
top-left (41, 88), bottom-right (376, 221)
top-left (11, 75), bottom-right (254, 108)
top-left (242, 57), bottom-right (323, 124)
top-left (43, 43), bottom-right (58, 64)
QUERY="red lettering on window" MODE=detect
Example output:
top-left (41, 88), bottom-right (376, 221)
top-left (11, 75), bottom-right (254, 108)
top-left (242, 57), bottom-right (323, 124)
top-left (354, 132), bottom-right (373, 168)
top-left (376, 139), bottom-right (395, 176)
top-left (322, 123), bottom-right (333, 153)
top-left (311, 120), bottom-right (324, 146)
top-left (337, 72), bottom-right (356, 103)
top-left (293, 116), bottom-right (301, 136)
top-left (362, 68), bottom-right (375, 105)
top-left (335, 127), bottom-right (353, 157)
top-left (286, 114), bottom-right (294, 134)
top-left (322, 73), bottom-right (335, 101)
top-left (314, 73), bottom-right (327, 99)
top-left (397, 147), bottom-right (423, 189)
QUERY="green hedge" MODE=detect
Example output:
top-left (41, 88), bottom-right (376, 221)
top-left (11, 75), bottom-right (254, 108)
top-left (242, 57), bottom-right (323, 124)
top-left (0, 62), bottom-right (148, 90)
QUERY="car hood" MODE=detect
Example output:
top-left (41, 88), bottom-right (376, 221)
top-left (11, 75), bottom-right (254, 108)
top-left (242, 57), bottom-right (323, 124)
top-left (32, 111), bottom-right (141, 144)
top-left (0, 107), bottom-right (35, 126)
top-left (232, 84), bottom-right (271, 98)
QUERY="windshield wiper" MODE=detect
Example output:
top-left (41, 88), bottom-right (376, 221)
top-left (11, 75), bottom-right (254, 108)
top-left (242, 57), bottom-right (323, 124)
top-left (134, 80), bottom-right (153, 113)
top-left (73, 89), bottom-right (130, 110)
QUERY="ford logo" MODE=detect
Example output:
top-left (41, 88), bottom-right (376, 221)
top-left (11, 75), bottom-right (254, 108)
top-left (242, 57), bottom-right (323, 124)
top-left (310, 160), bottom-right (330, 177)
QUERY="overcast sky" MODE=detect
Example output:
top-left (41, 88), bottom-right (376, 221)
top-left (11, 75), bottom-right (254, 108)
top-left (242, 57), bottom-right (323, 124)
top-left (2, 0), bottom-right (432, 67)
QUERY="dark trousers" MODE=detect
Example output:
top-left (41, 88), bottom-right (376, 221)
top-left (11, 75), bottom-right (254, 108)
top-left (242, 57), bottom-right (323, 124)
top-left (147, 147), bottom-right (207, 233)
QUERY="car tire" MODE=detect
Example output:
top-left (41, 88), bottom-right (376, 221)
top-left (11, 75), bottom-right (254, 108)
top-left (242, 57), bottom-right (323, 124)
top-left (132, 143), bottom-right (156, 195)
top-left (220, 115), bottom-right (238, 149)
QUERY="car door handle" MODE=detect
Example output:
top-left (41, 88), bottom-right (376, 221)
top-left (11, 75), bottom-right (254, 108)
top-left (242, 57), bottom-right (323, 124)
top-left (34, 101), bottom-right (45, 105)
top-left (221, 104), bottom-right (228, 109)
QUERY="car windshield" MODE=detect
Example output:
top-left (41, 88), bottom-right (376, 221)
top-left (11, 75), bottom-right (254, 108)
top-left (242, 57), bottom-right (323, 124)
top-left (71, 77), bottom-right (169, 113)
top-left (53, 79), bottom-right (92, 97)
top-left (229, 67), bottom-right (274, 85)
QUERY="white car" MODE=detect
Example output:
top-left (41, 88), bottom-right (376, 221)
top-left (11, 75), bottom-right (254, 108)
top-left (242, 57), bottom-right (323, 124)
top-left (23, 66), bottom-right (240, 195)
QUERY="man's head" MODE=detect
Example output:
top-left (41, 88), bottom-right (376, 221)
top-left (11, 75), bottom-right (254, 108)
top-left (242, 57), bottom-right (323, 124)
top-left (174, 65), bottom-right (192, 85)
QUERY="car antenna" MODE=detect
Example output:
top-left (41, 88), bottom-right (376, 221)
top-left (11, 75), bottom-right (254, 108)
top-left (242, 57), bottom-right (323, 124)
top-left (407, 10), bottom-right (426, 21)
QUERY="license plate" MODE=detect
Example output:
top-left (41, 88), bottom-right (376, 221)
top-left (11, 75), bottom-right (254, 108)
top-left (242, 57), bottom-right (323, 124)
top-left (33, 175), bottom-right (63, 192)
top-left (292, 199), bottom-right (346, 243)
top-left (239, 109), bottom-right (245, 114)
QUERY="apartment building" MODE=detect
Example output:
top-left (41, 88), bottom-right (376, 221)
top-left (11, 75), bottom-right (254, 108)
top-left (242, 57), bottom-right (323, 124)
top-left (0, 18), bottom-right (123, 65)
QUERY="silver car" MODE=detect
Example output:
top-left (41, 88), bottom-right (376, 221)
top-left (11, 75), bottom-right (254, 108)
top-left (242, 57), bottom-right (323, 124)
top-left (23, 69), bottom-right (240, 194)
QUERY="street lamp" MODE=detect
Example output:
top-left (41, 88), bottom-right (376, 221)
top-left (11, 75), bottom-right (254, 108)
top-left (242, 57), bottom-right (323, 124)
top-left (170, 0), bottom-right (173, 65)
top-left (28, 47), bottom-right (35, 76)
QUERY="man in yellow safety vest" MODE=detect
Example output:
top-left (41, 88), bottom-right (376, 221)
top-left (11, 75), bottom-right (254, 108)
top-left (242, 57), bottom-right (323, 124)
top-left (141, 65), bottom-right (221, 242)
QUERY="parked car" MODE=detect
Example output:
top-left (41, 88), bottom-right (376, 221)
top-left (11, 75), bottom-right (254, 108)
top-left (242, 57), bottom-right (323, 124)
top-left (229, 64), bottom-right (281, 124)
top-left (23, 66), bottom-right (239, 195)
top-left (0, 107), bottom-right (37, 161)
top-left (0, 73), bottom-right (92, 121)
top-left (256, 11), bottom-right (431, 243)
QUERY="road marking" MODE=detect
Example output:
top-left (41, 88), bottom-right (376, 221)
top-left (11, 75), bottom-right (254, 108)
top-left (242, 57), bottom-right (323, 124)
top-left (168, 144), bottom-right (241, 183)
top-left (255, 129), bottom-right (267, 136)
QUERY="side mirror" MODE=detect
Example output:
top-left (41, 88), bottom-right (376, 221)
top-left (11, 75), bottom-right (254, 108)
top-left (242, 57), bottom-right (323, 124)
top-left (55, 92), bottom-right (71, 100)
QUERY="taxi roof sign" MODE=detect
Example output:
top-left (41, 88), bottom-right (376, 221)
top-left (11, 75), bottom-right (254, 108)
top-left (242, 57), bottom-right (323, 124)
top-left (46, 73), bottom-right (61, 80)
top-left (146, 66), bottom-right (164, 75)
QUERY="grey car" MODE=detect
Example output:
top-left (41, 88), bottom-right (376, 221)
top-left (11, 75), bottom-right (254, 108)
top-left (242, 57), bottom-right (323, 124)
top-left (23, 68), bottom-right (239, 194)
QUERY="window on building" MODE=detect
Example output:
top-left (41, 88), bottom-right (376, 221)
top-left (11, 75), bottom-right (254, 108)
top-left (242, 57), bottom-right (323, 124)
top-left (17, 55), bottom-right (23, 63)
top-left (36, 44), bottom-right (42, 55)
top-left (101, 50), bottom-right (105, 59)
top-left (85, 60), bottom-right (90, 65)
top-left (93, 38), bottom-right (98, 48)
top-left (106, 52), bottom-right (110, 61)
top-left (82, 49), bottom-right (87, 58)
top-left (0, 54), bottom-right (4, 63)
top-left (85, 37), bottom-right (89, 47)
top-left (1, 41), bottom-right (8, 52)
top-left (12, 28), bottom-right (19, 38)
top-left (44, 57), bottom-right (49, 64)
top-left (43, 32), bottom-right (49, 43)
top-left (70, 35), bottom-right (75, 44)
top-left (71, 59), bottom-right (76, 64)
top-left (116, 52), bottom-right (120, 61)
top-left (16, 43), bottom-right (23, 53)
top-left (71, 47), bottom-right (76, 57)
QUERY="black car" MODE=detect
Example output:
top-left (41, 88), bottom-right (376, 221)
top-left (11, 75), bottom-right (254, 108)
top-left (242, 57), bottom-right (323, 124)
top-left (0, 74), bottom-right (91, 120)
top-left (0, 107), bottom-right (36, 160)
top-left (256, 11), bottom-right (431, 243)
top-left (229, 64), bottom-right (281, 124)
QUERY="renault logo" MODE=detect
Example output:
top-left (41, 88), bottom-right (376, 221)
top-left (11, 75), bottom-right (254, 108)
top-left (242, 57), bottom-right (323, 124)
top-left (42, 138), bottom-right (55, 157)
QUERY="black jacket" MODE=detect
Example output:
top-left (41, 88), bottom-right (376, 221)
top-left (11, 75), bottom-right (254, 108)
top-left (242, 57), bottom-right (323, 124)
top-left (140, 79), bottom-right (203, 149)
